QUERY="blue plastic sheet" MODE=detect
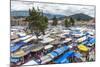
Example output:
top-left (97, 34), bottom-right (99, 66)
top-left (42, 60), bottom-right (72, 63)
top-left (50, 46), bottom-right (69, 58)
top-left (85, 32), bottom-right (90, 36)
top-left (88, 37), bottom-right (93, 41)
top-left (50, 52), bottom-right (58, 57)
top-left (82, 37), bottom-right (95, 46)
top-left (89, 38), bottom-right (95, 44)
top-left (86, 38), bottom-right (95, 46)
top-left (82, 40), bottom-right (88, 45)
top-left (11, 58), bottom-right (20, 63)
top-left (72, 30), bottom-right (81, 34)
top-left (60, 59), bottom-right (69, 63)
top-left (11, 41), bottom-right (26, 52)
top-left (74, 52), bottom-right (82, 58)
top-left (54, 46), bottom-right (69, 55)
top-left (53, 51), bottom-right (74, 64)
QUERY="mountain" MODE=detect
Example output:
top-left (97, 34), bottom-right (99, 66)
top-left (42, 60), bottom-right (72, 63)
top-left (68, 13), bottom-right (93, 21)
top-left (11, 11), bottom-right (93, 20)
top-left (43, 13), bottom-right (65, 20)
top-left (11, 11), bottom-right (65, 20)
top-left (11, 11), bottom-right (29, 17)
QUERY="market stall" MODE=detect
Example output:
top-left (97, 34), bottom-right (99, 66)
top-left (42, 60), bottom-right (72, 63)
top-left (40, 37), bottom-right (55, 44)
top-left (76, 36), bottom-right (87, 43)
top-left (53, 51), bottom-right (74, 64)
top-left (11, 41), bottom-right (26, 52)
top-left (44, 45), bottom-right (53, 50)
top-left (78, 44), bottom-right (89, 52)
top-left (23, 59), bottom-right (38, 65)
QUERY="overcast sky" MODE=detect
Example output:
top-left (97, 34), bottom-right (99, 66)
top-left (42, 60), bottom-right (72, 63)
top-left (11, 1), bottom-right (95, 17)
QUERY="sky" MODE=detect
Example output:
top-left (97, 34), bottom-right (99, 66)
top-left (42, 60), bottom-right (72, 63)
top-left (11, 0), bottom-right (95, 17)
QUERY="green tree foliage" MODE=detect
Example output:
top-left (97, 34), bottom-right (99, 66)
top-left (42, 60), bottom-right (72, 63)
top-left (39, 14), bottom-right (48, 35)
top-left (70, 17), bottom-right (75, 26)
top-left (52, 16), bottom-right (58, 26)
top-left (26, 7), bottom-right (48, 40)
top-left (64, 18), bottom-right (70, 27)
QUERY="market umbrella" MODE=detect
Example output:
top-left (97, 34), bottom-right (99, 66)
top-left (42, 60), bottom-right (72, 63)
top-left (11, 49), bottom-right (30, 57)
top-left (31, 45), bottom-right (44, 52)
top-left (78, 44), bottom-right (89, 52)
top-left (44, 45), bottom-right (53, 50)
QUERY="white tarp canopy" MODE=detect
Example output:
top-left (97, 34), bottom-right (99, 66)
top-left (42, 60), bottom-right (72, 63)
top-left (38, 33), bottom-right (50, 39)
top-left (40, 37), bottom-right (55, 44)
top-left (57, 33), bottom-right (67, 38)
top-left (11, 32), bottom-right (19, 40)
top-left (11, 35), bottom-right (32, 43)
top-left (76, 36), bottom-right (87, 42)
top-left (62, 30), bottom-right (71, 33)
top-left (72, 33), bottom-right (84, 37)
top-left (20, 35), bottom-right (32, 40)
top-left (44, 45), bottom-right (53, 50)
top-left (11, 38), bottom-right (21, 43)
top-left (23, 35), bottom-right (37, 43)
top-left (16, 32), bottom-right (26, 36)
top-left (62, 38), bottom-right (72, 43)
top-left (23, 60), bottom-right (38, 65)
top-left (40, 55), bottom-right (52, 64)
top-left (11, 28), bottom-right (19, 31)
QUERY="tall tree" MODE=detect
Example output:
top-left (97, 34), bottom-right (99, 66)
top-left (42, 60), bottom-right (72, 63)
top-left (26, 7), bottom-right (48, 40)
top-left (39, 15), bottom-right (48, 35)
top-left (64, 18), bottom-right (69, 27)
top-left (70, 17), bottom-right (75, 26)
top-left (52, 16), bottom-right (58, 26)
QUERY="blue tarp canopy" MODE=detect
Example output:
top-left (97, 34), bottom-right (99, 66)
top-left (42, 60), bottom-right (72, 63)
top-left (74, 52), bottom-right (82, 58)
top-left (50, 52), bottom-right (58, 57)
top-left (71, 30), bottom-right (81, 34)
top-left (82, 40), bottom-right (88, 45)
top-left (89, 38), bottom-right (95, 44)
top-left (82, 37), bottom-right (95, 46)
top-left (53, 46), bottom-right (69, 55)
top-left (86, 38), bottom-right (95, 46)
top-left (53, 51), bottom-right (74, 64)
top-left (50, 46), bottom-right (69, 58)
top-left (85, 32), bottom-right (90, 36)
top-left (64, 34), bottom-right (71, 37)
top-left (88, 37), bottom-right (93, 41)
top-left (11, 58), bottom-right (20, 63)
top-left (54, 57), bottom-right (69, 64)
top-left (60, 59), bottom-right (69, 63)
top-left (11, 41), bottom-right (26, 52)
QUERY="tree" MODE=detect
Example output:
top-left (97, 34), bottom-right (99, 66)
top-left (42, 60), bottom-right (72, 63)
top-left (52, 16), bottom-right (58, 26)
top-left (39, 15), bottom-right (48, 35)
top-left (26, 7), bottom-right (48, 40)
top-left (70, 17), bottom-right (75, 26)
top-left (64, 18), bottom-right (69, 27)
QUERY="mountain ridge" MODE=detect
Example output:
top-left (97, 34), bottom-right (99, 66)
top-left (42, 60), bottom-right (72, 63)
top-left (11, 11), bottom-right (93, 20)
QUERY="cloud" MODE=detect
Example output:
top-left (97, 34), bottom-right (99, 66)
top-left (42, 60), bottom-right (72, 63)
top-left (11, 1), bottom-right (95, 17)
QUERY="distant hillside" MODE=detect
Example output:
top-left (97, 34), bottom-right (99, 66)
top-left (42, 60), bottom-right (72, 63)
top-left (43, 13), bottom-right (65, 20)
top-left (11, 11), bottom-right (29, 17)
top-left (11, 11), bottom-right (93, 21)
top-left (11, 11), bottom-right (65, 20)
top-left (68, 13), bottom-right (93, 21)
